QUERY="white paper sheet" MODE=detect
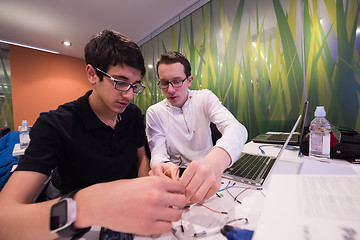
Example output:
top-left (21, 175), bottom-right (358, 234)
top-left (299, 157), bottom-right (357, 175)
top-left (253, 174), bottom-right (360, 240)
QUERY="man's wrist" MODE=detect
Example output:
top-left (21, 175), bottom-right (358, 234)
top-left (72, 187), bottom-right (94, 229)
top-left (211, 147), bottom-right (232, 168)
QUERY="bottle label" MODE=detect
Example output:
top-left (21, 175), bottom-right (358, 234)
top-left (20, 130), bottom-right (30, 149)
top-left (309, 132), bottom-right (330, 158)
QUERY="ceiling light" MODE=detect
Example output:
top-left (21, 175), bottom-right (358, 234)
top-left (0, 39), bottom-right (59, 54)
top-left (61, 41), bottom-right (72, 46)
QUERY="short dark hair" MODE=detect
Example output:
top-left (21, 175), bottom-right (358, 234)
top-left (156, 52), bottom-right (191, 78)
top-left (85, 29), bottom-right (146, 80)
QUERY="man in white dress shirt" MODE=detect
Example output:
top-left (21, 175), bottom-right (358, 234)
top-left (146, 51), bottom-right (248, 203)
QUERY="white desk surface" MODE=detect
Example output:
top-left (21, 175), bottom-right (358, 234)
top-left (79, 141), bottom-right (360, 240)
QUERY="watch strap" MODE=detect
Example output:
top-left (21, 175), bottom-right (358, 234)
top-left (57, 189), bottom-right (91, 239)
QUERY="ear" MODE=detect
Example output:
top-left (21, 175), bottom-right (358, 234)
top-left (187, 76), bottom-right (193, 87)
top-left (86, 64), bottom-right (98, 85)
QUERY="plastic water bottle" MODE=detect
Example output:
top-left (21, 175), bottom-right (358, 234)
top-left (309, 106), bottom-right (331, 159)
top-left (19, 120), bottom-right (30, 149)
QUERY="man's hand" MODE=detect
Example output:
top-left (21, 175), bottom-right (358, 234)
top-left (149, 162), bottom-right (180, 180)
top-left (180, 147), bottom-right (231, 203)
top-left (75, 176), bottom-right (187, 235)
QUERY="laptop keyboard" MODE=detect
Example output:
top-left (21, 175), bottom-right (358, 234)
top-left (268, 134), bottom-right (297, 141)
top-left (227, 154), bottom-right (274, 180)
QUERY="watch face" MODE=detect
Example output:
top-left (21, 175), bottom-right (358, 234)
top-left (50, 199), bottom-right (68, 230)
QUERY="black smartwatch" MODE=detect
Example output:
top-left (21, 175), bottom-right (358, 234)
top-left (50, 189), bottom-right (91, 239)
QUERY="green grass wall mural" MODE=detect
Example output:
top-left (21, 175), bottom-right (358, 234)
top-left (0, 0), bottom-right (358, 139)
top-left (305, 0), bottom-right (360, 131)
top-left (136, 0), bottom-right (360, 141)
top-left (0, 50), bottom-right (14, 130)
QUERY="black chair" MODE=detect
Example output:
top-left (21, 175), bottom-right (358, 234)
top-left (210, 122), bottom-right (222, 146)
top-left (0, 127), bottom-right (11, 138)
top-left (32, 169), bottom-right (62, 203)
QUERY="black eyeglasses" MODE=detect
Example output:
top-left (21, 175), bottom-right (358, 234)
top-left (157, 77), bottom-right (187, 89)
top-left (95, 67), bottom-right (145, 94)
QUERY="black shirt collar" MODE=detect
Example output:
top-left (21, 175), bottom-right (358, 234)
top-left (76, 90), bottom-right (134, 130)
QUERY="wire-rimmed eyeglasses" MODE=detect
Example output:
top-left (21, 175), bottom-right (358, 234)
top-left (95, 67), bottom-right (145, 94)
top-left (157, 77), bottom-right (187, 89)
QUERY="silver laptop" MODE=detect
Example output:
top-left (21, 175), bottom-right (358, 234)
top-left (252, 101), bottom-right (309, 146)
top-left (222, 115), bottom-right (302, 186)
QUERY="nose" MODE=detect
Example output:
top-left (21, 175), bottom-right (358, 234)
top-left (122, 88), bottom-right (134, 100)
top-left (166, 83), bottom-right (176, 93)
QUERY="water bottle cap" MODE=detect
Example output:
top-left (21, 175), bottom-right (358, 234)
top-left (314, 106), bottom-right (326, 117)
top-left (22, 120), bottom-right (28, 126)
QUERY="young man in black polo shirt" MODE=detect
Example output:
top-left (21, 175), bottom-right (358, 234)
top-left (0, 30), bottom-right (187, 239)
